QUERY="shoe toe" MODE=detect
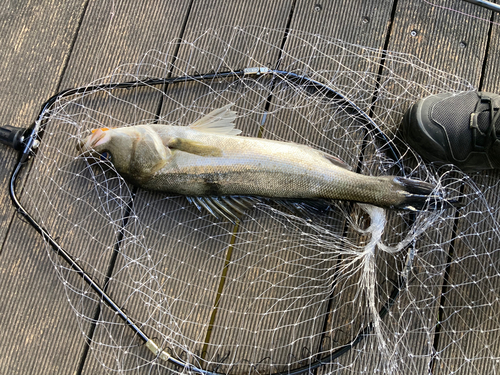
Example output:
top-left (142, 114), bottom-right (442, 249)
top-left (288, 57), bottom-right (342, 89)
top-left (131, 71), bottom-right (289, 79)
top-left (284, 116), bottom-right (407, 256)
top-left (402, 93), bottom-right (454, 164)
top-left (401, 91), bottom-right (497, 171)
top-left (429, 92), bottom-right (480, 162)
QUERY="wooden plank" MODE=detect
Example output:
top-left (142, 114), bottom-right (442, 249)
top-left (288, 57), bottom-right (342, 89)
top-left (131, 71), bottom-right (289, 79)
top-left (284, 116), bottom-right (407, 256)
top-left (278, 2), bottom-right (401, 374)
top-left (203, 1), bottom-right (400, 374)
top-left (278, 3), bottom-right (403, 374)
top-left (0, 1), bottom-right (89, 374)
top-left (342, 1), bottom-right (493, 374)
top-left (168, 2), bottom-right (292, 76)
top-left (0, 1), bottom-right (191, 374)
top-left (431, 10), bottom-right (500, 373)
top-left (0, 0), bottom-right (86, 243)
top-left (52, 2), bottom-right (197, 374)
top-left (0, 219), bottom-right (92, 374)
top-left (15, 82), bottom-right (166, 375)
top-left (122, 2), bottom-right (295, 373)
top-left (82, 1), bottom-right (294, 373)
top-left (433, 171), bottom-right (500, 373)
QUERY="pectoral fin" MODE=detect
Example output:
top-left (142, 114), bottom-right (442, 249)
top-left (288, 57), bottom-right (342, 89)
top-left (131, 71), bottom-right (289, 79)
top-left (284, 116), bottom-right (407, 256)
top-left (320, 151), bottom-right (352, 170)
top-left (189, 103), bottom-right (242, 135)
top-left (167, 138), bottom-right (222, 157)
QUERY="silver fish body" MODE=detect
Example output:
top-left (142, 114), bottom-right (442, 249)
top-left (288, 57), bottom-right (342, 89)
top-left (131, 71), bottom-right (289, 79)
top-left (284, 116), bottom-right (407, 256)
top-left (78, 104), bottom-right (436, 215)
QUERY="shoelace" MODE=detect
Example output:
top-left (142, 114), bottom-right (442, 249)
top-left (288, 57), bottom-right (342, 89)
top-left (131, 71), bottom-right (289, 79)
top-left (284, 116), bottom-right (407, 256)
top-left (471, 93), bottom-right (500, 151)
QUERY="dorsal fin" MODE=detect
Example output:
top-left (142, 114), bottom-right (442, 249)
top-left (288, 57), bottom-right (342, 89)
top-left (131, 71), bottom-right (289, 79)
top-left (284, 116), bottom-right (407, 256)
top-left (190, 103), bottom-right (242, 135)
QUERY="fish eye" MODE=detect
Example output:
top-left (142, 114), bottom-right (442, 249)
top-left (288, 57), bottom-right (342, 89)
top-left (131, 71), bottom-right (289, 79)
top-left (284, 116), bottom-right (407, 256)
top-left (100, 151), bottom-right (112, 161)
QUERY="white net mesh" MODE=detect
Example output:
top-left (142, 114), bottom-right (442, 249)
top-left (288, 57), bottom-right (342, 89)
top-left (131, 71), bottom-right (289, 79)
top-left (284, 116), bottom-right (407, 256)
top-left (18, 28), bottom-right (500, 374)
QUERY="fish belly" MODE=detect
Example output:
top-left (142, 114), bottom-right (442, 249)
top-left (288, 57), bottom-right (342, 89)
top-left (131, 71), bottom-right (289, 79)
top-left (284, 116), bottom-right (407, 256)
top-left (138, 151), bottom-right (381, 203)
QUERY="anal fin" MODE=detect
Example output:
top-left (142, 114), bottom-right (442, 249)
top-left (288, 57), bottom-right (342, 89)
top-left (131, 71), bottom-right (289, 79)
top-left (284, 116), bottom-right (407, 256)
top-left (186, 196), bottom-right (332, 223)
top-left (186, 195), bottom-right (260, 223)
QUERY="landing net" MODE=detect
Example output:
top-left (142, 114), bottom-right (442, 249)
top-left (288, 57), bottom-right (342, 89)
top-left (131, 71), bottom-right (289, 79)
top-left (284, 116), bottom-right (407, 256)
top-left (18, 28), bottom-right (500, 374)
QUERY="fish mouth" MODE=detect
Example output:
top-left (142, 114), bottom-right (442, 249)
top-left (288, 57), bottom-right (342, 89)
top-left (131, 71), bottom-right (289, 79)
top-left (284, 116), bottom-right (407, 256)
top-left (77, 128), bottom-right (110, 154)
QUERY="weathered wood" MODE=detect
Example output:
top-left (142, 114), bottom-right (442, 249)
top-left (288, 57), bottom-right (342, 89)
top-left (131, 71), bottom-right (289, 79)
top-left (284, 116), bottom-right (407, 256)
top-left (146, 1), bottom-right (294, 372)
top-left (2, 1), bottom-right (500, 374)
top-left (0, 0), bottom-right (86, 244)
top-left (431, 9), bottom-right (500, 372)
top-left (348, 1), bottom-right (493, 374)
top-left (200, 1), bottom-right (399, 373)
top-left (0, 1), bottom-right (89, 374)
top-left (433, 172), bottom-right (500, 373)
top-left (82, 0), bottom-right (294, 373)
top-left (51, 2), bottom-right (195, 374)
top-left (1, 1), bottom-right (191, 374)
top-left (279, 2), bottom-right (399, 373)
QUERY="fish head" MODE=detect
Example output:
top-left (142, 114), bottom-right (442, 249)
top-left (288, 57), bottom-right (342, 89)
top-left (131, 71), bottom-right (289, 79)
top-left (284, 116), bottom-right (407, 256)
top-left (78, 126), bottom-right (169, 183)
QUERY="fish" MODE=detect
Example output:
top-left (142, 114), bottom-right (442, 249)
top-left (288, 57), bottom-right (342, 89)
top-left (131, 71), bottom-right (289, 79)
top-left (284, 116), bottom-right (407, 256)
top-left (77, 104), bottom-right (439, 222)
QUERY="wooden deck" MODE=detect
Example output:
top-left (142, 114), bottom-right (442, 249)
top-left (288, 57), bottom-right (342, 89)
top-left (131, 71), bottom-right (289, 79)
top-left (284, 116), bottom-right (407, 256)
top-left (1, 1), bottom-right (500, 374)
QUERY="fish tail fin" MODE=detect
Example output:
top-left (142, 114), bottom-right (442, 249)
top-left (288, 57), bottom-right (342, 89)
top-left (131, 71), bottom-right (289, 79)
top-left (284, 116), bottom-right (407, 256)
top-left (391, 177), bottom-right (460, 211)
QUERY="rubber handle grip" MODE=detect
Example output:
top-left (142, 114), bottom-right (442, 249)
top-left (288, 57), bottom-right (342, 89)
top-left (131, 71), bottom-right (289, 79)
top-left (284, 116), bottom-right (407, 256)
top-left (0, 125), bottom-right (27, 150)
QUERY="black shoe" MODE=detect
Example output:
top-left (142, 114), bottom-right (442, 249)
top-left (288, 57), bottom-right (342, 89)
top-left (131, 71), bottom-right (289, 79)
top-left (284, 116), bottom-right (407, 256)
top-left (401, 91), bottom-right (500, 172)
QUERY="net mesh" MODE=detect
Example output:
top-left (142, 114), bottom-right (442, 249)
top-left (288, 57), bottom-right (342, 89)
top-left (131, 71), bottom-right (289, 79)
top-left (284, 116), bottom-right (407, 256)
top-left (18, 27), bottom-right (500, 374)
